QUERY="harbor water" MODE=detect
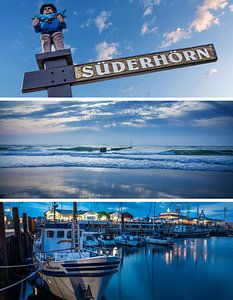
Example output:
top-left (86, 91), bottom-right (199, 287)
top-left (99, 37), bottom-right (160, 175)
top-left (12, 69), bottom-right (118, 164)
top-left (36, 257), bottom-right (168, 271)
top-left (14, 237), bottom-right (233, 300)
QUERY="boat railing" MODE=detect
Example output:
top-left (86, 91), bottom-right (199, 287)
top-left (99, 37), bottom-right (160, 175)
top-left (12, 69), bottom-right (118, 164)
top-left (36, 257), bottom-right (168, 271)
top-left (34, 245), bottom-right (119, 261)
top-left (82, 246), bottom-right (120, 257)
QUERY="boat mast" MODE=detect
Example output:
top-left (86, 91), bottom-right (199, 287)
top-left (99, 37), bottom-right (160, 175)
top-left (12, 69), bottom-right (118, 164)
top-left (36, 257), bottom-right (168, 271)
top-left (153, 203), bottom-right (156, 231)
top-left (196, 204), bottom-right (199, 226)
top-left (120, 203), bottom-right (124, 235)
top-left (52, 202), bottom-right (58, 222)
top-left (224, 206), bottom-right (227, 222)
top-left (72, 202), bottom-right (80, 251)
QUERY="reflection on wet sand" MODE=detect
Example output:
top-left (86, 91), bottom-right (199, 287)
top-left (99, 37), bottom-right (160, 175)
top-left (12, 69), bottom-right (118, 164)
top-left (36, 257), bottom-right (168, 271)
top-left (1, 167), bottom-right (233, 198)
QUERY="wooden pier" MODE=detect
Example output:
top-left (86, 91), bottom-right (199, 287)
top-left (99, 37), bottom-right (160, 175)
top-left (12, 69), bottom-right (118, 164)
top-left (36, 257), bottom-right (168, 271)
top-left (0, 203), bottom-right (36, 297)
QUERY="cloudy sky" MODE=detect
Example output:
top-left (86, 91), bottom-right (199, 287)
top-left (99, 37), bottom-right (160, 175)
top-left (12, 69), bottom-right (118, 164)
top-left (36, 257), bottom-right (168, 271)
top-left (3, 201), bottom-right (233, 221)
top-left (0, 101), bottom-right (233, 145)
top-left (1, 0), bottom-right (233, 97)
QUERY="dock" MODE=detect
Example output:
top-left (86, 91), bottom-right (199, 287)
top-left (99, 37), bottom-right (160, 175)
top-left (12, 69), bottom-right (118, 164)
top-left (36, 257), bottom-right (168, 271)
top-left (0, 203), bottom-right (36, 298)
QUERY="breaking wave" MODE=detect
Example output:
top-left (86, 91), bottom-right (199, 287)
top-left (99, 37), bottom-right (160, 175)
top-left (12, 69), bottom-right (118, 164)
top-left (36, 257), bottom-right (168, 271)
top-left (0, 145), bottom-right (233, 172)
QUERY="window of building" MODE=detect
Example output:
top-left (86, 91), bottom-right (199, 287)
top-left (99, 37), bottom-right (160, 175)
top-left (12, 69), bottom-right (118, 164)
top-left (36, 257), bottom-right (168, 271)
top-left (67, 231), bottom-right (71, 239)
top-left (86, 216), bottom-right (96, 221)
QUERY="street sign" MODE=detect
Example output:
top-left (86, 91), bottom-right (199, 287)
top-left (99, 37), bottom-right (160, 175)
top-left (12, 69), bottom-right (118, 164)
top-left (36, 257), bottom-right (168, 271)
top-left (22, 44), bottom-right (217, 97)
top-left (74, 44), bottom-right (217, 84)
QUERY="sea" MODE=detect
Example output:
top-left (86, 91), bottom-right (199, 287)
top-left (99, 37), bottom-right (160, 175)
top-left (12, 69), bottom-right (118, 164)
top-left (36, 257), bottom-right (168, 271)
top-left (10, 237), bottom-right (233, 300)
top-left (0, 145), bottom-right (233, 172)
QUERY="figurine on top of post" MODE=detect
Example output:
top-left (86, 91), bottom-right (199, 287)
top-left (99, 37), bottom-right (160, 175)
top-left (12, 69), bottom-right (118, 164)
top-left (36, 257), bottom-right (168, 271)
top-left (33, 3), bottom-right (67, 53)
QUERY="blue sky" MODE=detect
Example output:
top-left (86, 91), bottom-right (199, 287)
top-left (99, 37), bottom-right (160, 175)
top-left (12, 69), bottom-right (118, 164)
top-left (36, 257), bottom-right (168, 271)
top-left (0, 101), bottom-right (232, 145)
top-left (3, 202), bottom-right (233, 221)
top-left (1, 0), bottom-right (233, 97)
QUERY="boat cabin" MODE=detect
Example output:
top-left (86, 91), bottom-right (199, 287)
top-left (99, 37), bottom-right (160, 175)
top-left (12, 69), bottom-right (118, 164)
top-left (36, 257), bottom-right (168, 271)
top-left (39, 223), bottom-right (84, 252)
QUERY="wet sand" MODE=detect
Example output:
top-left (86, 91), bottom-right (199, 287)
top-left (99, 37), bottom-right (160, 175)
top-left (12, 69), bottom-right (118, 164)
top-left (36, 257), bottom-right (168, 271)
top-left (0, 167), bottom-right (232, 199)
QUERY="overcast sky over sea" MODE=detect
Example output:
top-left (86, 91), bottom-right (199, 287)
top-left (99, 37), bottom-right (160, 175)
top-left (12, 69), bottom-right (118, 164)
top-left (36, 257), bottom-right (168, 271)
top-left (0, 101), bottom-right (233, 145)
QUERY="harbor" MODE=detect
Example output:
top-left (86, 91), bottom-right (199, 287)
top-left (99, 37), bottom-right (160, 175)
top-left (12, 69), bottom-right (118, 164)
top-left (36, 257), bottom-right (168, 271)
top-left (1, 202), bottom-right (233, 300)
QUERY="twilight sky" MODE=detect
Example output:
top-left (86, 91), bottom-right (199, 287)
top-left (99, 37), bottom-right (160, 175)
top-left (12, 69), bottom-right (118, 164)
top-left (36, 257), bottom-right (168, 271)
top-left (0, 101), bottom-right (233, 145)
top-left (3, 202), bottom-right (233, 222)
top-left (1, 0), bottom-right (233, 97)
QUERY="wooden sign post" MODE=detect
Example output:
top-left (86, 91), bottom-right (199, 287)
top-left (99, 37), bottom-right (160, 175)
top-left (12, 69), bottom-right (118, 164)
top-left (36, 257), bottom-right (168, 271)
top-left (22, 44), bottom-right (217, 97)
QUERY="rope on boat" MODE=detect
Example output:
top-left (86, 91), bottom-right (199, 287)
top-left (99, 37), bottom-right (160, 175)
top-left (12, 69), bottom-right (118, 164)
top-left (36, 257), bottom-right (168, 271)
top-left (0, 268), bottom-right (41, 292)
top-left (0, 263), bottom-right (38, 269)
top-left (27, 230), bottom-right (35, 239)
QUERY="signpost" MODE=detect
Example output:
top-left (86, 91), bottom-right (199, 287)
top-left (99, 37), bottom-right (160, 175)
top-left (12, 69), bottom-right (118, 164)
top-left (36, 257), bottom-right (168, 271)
top-left (22, 44), bottom-right (217, 97)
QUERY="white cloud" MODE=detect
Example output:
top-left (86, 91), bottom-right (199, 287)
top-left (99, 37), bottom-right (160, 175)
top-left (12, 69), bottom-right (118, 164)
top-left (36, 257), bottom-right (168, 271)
top-left (120, 102), bottom-right (211, 120)
top-left (141, 0), bottom-right (160, 17)
top-left (151, 102), bottom-right (211, 119)
top-left (193, 116), bottom-right (233, 127)
top-left (0, 117), bottom-right (100, 135)
top-left (206, 68), bottom-right (218, 76)
top-left (161, 28), bottom-right (190, 48)
top-left (229, 4), bottom-right (233, 11)
top-left (80, 18), bottom-right (92, 29)
top-left (161, 0), bottom-right (228, 47)
top-left (190, 0), bottom-right (228, 32)
top-left (141, 21), bottom-right (158, 35)
top-left (95, 11), bottom-right (112, 33)
top-left (143, 6), bottom-right (153, 17)
top-left (95, 41), bottom-right (119, 60)
top-left (0, 103), bottom-right (45, 116)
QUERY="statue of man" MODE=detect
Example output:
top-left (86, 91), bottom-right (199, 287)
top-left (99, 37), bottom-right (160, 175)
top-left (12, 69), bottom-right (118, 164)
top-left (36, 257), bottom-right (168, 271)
top-left (33, 4), bottom-right (67, 53)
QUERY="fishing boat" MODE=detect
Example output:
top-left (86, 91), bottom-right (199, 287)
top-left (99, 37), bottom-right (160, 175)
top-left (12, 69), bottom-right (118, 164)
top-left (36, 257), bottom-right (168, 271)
top-left (33, 221), bottom-right (120, 300)
top-left (147, 232), bottom-right (173, 246)
top-left (172, 225), bottom-right (210, 238)
top-left (98, 234), bottom-right (116, 247)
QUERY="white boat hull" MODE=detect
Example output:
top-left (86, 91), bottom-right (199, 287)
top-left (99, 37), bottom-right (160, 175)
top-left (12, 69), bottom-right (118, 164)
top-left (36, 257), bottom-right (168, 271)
top-left (115, 237), bottom-right (138, 247)
top-left (147, 237), bottom-right (173, 246)
top-left (100, 240), bottom-right (116, 246)
top-left (38, 256), bottom-right (120, 300)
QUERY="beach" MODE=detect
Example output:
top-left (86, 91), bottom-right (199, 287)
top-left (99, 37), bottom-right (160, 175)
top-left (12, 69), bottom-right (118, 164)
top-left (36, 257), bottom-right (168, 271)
top-left (0, 167), bottom-right (233, 199)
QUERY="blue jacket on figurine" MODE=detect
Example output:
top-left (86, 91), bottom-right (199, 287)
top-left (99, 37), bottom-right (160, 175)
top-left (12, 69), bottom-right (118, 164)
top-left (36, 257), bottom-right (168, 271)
top-left (34, 18), bottom-right (66, 34)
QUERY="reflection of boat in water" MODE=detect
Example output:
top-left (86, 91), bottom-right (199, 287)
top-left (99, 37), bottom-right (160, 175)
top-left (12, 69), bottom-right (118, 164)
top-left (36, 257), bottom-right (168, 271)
top-left (147, 232), bottom-right (174, 246)
top-left (172, 225), bottom-right (210, 238)
top-left (98, 234), bottom-right (116, 247)
top-left (209, 227), bottom-right (230, 237)
top-left (115, 235), bottom-right (138, 247)
top-left (33, 222), bottom-right (120, 300)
